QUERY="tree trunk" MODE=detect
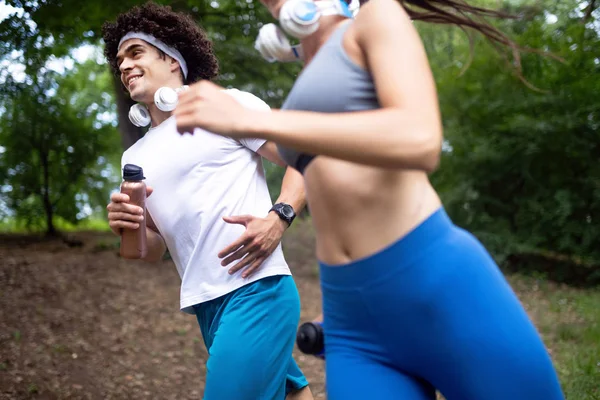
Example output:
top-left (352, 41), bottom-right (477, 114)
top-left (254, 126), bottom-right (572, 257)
top-left (45, 201), bottom-right (56, 237)
top-left (112, 74), bottom-right (145, 151)
top-left (583, 0), bottom-right (597, 23)
top-left (40, 150), bottom-right (57, 237)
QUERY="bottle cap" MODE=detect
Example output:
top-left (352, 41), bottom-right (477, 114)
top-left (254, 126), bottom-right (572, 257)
top-left (122, 164), bottom-right (145, 181)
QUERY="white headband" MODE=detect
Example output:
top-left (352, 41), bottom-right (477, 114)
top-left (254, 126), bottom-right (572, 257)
top-left (118, 32), bottom-right (188, 79)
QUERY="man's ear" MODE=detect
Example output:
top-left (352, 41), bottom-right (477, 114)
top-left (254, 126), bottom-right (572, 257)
top-left (169, 57), bottom-right (180, 74)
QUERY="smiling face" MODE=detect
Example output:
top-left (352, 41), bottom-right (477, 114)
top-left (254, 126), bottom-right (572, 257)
top-left (116, 38), bottom-right (182, 105)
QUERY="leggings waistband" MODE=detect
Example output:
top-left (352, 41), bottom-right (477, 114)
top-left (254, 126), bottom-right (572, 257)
top-left (319, 207), bottom-right (454, 288)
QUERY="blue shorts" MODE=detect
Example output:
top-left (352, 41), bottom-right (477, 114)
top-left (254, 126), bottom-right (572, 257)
top-left (320, 208), bottom-right (564, 400)
top-left (193, 275), bottom-right (308, 400)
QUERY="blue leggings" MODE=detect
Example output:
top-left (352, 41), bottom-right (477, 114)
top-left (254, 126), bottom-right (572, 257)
top-left (319, 208), bottom-right (564, 400)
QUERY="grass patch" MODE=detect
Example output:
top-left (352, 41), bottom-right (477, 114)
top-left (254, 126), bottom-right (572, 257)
top-left (27, 383), bottom-right (39, 394)
top-left (509, 274), bottom-right (600, 399)
top-left (58, 218), bottom-right (111, 233)
top-left (0, 217), bottom-right (110, 234)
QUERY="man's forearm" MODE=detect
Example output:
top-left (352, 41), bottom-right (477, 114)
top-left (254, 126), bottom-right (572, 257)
top-left (274, 166), bottom-right (306, 216)
top-left (142, 227), bottom-right (167, 262)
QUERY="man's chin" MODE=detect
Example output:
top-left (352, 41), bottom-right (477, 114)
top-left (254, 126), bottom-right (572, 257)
top-left (129, 91), bottom-right (143, 102)
top-left (129, 91), bottom-right (151, 105)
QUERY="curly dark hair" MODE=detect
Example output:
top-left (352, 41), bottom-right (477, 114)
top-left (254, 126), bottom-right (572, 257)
top-left (102, 2), bottom-right (219, 84)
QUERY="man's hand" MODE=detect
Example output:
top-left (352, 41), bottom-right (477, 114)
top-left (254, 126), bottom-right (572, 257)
top-left (219, 213), bottom-right (287, 278)
top-left (106, 186), bottom-right (153, 236)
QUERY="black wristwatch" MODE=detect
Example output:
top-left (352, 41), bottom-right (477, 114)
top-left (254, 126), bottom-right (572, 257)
top-left (269, 203), bottom-right (296, 226)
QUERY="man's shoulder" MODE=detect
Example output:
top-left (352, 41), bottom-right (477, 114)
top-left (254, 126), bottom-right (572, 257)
top-left (121, 133), bottom-right (149, 157)
top-left (223, 88), bottom-right (271, 112)
top-left (121, 138), bottom-right (142, 164)
top-left (222, 89), bottom-right (270, 153)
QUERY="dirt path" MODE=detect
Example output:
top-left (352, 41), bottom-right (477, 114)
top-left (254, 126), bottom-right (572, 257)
top-left (0, 221), bottom-right (325, 399)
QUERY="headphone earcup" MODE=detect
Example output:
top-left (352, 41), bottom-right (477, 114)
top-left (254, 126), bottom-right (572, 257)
top-left (128, 103), bottom-right (151, 127)
top-left (279, 0), bottom-right (321, 39)
top-left (255, 24), bottom-right (282, 62)
top-left (154, 87), bottom-right (179, 112)
top-left (255, 24), bottom-right (303, 62)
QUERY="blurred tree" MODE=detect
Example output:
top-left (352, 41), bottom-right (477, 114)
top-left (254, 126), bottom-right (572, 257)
top-left (425, 0), bottom-right (600, 282)
top-left (0, 59), bottom-right (121, 235)
top-left (1, 0), bottom-right (302, 148)
top-left (1, 0), bottom-right (599, 284)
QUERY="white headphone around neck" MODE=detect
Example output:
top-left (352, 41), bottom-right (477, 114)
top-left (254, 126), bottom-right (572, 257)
top-left (128, 85), bottom-right (189, 127)
top-left (254, 0), bottom-right (357, 63)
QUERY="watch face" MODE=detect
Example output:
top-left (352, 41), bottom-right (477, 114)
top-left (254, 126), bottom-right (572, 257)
top-left (281, 204), bottom-right (295, 218)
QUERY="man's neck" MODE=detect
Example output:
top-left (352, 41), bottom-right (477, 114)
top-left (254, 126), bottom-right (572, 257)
top-left (299, 16), bottom-right (349, 65)
top-left (148, 104), bottom-right (173, 128)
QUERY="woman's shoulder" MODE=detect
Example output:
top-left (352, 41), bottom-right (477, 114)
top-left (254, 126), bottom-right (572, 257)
top-left (353, 0), bottom-right (412, 34)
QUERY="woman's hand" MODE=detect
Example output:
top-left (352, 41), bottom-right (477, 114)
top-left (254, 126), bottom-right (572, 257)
top-left (174, 80), bottom-right (256, 138)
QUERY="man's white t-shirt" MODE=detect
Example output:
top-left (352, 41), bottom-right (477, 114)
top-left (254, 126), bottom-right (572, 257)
top-left (121, 89), bottom-right (291, 313)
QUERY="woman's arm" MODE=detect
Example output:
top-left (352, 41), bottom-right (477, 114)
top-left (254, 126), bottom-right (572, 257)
top-left (246, 108), bottom-right (440, 171)
top-left (175, 0), bottom-right (442, 171)
top-left (241, 0), bottom-right (443, 171)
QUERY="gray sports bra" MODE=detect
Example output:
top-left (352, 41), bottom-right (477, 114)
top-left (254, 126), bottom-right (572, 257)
top-left (278, 20), bottom-right (380, 174)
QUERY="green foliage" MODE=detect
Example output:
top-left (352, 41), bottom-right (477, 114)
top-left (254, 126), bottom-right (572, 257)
top-left (0, 216), bottom-right (111, 234)
top-left (0, 0), bottom-right (598, 284)
top-left (185, 0), bottom-right (303, 106)
top-left (263, 160), bottom-right (286, 203)
top-left (0, 58), bottom-right (121, 234)
top-left (2, 0), bottom-right (302, 106)
top-left (426, 1), bottom-right (600, 283)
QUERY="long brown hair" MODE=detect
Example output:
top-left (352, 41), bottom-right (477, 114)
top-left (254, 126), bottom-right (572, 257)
top-left (400, 1), bottom-right (519, 43)
top-left (375, 0), bottom-right (560, 88)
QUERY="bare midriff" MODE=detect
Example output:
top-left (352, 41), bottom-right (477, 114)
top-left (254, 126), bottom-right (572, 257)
top-left (304, 156), bottom-right (442, 266)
